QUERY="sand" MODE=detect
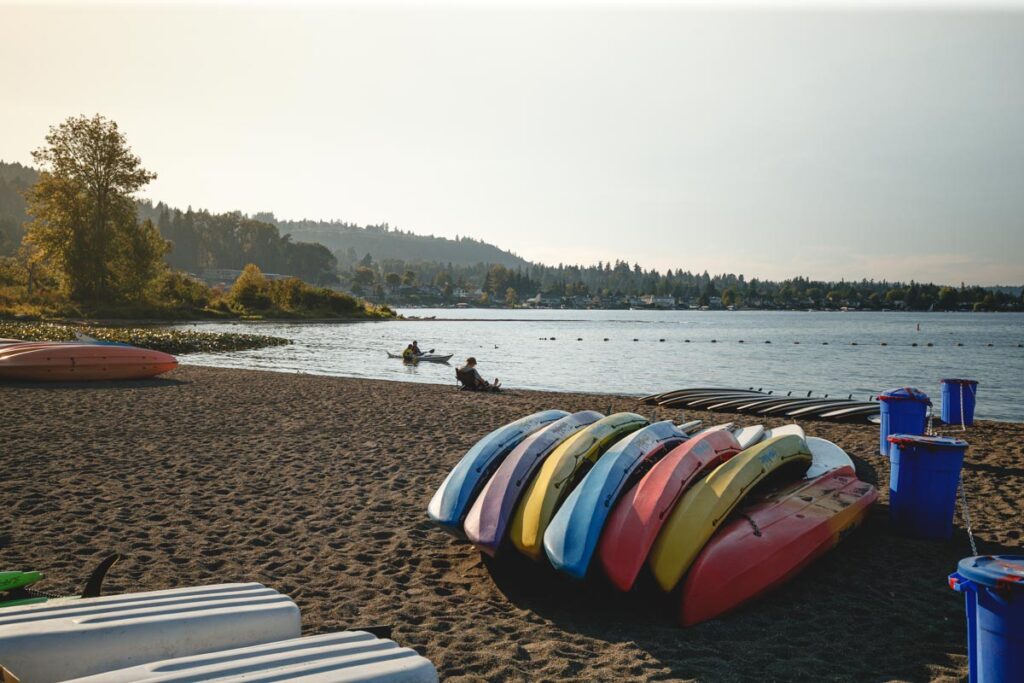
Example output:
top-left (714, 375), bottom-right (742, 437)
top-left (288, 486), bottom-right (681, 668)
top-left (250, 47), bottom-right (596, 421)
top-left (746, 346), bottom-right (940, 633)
top-left (2, 366), bottom-right (1021, 682)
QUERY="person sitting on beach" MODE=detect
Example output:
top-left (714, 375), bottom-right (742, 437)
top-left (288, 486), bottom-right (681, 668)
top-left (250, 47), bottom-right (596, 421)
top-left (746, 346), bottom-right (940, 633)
top-left (457, 357), bottom-right (500, 391)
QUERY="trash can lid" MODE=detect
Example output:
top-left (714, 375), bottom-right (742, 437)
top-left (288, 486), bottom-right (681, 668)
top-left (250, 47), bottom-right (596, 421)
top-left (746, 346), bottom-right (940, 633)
top-left (957, 556), bottom-right (1024, 593)
top-left (878, 387), bottom-right (932, 403)
top-left (940, 378), bottom-right (979, 385)
top-left (887, 434), bottom-right (969, 449)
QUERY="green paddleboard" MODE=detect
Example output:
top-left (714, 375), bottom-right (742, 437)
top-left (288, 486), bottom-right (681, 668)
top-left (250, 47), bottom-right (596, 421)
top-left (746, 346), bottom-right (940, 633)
top-left (0, 571), bottom-right (42, 593)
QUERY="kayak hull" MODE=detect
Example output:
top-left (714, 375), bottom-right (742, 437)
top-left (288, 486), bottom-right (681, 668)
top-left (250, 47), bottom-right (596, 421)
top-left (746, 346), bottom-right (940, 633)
top-left (0, 345), bottom-right (177, 381)
top-left (598, 429), bottom-right (743, 591)
top-left (649, 434), bottom-right (813, 591)
top-left (680, 469), bottom-right (877, 625)
top-left (427, 410), bottom-right (568, 536)
top-left (509, 412), bottom-right (648, 560)
top-left (543, 421), bottom-right (689, 579)
top-left (464, 411), bottom-right (604, 556)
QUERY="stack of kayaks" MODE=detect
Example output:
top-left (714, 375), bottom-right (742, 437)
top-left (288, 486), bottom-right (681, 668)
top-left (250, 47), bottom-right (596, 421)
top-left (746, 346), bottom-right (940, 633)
top-left (642, 387), bottom-right (880, 422)
top-left (428, 411), bottom-right (878, 625)
top-left (0, 339), bottom-right (177, 381)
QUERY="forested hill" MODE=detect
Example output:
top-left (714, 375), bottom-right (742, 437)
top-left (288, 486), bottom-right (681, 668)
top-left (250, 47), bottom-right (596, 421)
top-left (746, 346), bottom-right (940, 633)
top-left (268, 216), bottom-right (530, 269)
top-left (0, 162), bottom-right (34, 254)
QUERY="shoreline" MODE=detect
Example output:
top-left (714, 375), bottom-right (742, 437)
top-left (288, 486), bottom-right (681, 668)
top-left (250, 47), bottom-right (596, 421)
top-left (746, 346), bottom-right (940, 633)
top-left (4, 365), bottom-right (1021, 680)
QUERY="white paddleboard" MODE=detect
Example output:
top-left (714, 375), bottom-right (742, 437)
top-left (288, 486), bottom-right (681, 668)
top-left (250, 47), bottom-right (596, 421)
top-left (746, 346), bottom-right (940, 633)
top-left (733, 425), bottom-right (765, 449)
top-left (805, 436), bottom-right (856, 478)
top-left (759, 424), bottom-right (806, 442)
top-left (678, 419), bottom-right (703, 434)
top-left (694, 422), bottom-right (734, 436)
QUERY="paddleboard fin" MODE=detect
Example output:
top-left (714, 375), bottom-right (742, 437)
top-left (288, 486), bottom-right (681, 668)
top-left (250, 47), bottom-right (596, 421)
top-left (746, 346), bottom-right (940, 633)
top-left (82, 553), bottom-right (121, 598)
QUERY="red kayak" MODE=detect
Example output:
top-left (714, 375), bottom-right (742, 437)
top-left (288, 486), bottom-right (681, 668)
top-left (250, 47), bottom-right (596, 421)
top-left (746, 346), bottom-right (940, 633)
top-left (0, 343), bottom-right (178, 381)
top-left (679, 468), bottom-right (878, 626)
top-left (597, 429), bottom-right (743, 591)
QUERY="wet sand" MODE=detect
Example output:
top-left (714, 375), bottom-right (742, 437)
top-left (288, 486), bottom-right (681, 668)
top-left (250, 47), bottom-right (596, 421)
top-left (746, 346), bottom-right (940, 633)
top-left (3, 366), bottom-right (1021, 682)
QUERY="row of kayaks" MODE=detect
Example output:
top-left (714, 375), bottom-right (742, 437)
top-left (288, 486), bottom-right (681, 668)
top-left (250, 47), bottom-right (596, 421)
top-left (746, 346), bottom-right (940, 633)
top-left (643, 387), bottom-right (881, 421)
top-left (427, 410), bottom-right (878, 625)
top-left (0, 338), bottom-right (178, 381)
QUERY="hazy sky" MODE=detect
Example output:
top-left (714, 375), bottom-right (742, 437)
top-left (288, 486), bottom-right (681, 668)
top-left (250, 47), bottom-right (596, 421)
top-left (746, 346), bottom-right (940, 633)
top-left (3, 1), bottom-right (1023, 284)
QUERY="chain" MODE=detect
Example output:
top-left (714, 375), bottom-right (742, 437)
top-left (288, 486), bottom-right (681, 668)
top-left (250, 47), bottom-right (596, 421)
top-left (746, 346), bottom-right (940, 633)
top-left (959, 473), bottom-right (978, 556)
top-left (740, 513), bottom-right (762, 537)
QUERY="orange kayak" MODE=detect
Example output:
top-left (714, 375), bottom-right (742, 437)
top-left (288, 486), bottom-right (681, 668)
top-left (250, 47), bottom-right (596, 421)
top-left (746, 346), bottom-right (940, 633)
top-left (0, 343), bottom-right (177, 381)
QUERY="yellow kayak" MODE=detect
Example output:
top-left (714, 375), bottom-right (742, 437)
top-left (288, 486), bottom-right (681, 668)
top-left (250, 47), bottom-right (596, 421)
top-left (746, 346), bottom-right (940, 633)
top-left (509, 412), bottom-right (648, 560)
top-left (649, 433), bottom-right (812, 591)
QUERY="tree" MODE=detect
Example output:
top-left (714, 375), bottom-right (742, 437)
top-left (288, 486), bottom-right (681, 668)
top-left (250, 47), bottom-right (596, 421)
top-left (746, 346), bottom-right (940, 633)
top-left (230, 263), bottom-right (270, 309)
top-left (384, 272), bottom-right (401, 290)
top-left (25, 114), bottom-right (159, 302)
top-left (353, 266), bottom-right (375, 288)
top-left (402, 269), bottom-right (417, 286)
top-left (505, 287), bottom-right (518, 307)
top-left (937, 286), bottom-right (958, 311)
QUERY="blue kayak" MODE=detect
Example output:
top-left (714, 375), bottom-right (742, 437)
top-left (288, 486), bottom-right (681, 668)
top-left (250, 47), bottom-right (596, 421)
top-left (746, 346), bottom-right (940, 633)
top-left (427, 410), bottom-right (569, 536)
top-left (543, 420), bottom-right (689, 579)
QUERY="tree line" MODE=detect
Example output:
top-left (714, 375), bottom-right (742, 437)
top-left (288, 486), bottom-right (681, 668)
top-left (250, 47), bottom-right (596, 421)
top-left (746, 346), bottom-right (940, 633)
top-left (0, 115), bottom-right (388, 319)
top-left (342, 258), bottom-right (1024, 312)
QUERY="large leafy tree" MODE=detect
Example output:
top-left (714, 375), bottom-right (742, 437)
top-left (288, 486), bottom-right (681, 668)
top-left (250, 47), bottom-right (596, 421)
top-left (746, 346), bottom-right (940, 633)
top-left (25, 114), bottom-right (163, 302)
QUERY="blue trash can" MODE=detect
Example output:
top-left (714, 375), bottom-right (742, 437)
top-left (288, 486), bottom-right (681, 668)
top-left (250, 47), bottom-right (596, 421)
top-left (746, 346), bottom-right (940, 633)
top-left (949, 556), bottom-right (1024, 683)
top-left (887, 434), bottom-right (967, 540)
top-left (942, 379), bottom-right (979, 427)
top-left (878, 387), bottom-right (931, 455)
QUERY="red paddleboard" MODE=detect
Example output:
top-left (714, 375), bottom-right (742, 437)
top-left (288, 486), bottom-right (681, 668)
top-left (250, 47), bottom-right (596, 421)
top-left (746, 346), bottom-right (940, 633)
top-left (597, 429), bottom-right (743, 591)
top-left (0, 344), bottom-right (178, 381)
top-left (679, 469), bottom-right (878, 626)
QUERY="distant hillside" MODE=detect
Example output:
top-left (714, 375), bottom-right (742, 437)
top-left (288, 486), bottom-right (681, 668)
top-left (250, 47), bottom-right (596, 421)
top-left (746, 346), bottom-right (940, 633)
top-left (0, 161), bottom-right (35, 255)
top-left (266, 215), bottom-right (531, 269)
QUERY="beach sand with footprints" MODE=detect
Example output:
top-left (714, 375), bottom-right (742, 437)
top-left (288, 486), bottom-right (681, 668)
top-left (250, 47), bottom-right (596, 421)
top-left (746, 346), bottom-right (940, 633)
top-left (2, 366), bottom-right (1021, 681)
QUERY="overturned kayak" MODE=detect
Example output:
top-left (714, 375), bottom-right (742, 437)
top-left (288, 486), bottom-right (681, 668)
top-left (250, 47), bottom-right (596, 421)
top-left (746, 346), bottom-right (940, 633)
top-left (679, 468), bottom-right (877, 625)
top-left (464, 411), bottom-right (604, 556)
top-left (598, 428), bottom-right (745, 591)
top-left (386, 352), bottom-right (453, 363)
top-left (0, 344), bottom-right (177, 381)
top-left (427, 410), bottom-right (568, 536)
top-left (543, 421), bottom-right (690, 579)
top-left (509, 412), bottom-right (648, 561)
top-left (649, 434), bottom-right (813, 591)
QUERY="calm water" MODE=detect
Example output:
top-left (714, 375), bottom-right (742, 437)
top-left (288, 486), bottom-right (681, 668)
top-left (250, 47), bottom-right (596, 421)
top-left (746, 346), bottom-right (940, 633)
top-left (174, 310), bottom-right (1024, 422)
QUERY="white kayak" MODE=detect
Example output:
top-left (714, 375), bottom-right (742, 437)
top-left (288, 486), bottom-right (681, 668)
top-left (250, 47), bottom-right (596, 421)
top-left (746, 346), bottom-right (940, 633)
top-left (386, 352), bottom-right (454, 363)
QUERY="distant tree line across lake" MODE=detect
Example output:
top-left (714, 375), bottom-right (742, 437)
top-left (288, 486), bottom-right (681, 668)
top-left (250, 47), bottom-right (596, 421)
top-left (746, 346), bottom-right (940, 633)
top-left (2, 117), bottom-right (1021, 317)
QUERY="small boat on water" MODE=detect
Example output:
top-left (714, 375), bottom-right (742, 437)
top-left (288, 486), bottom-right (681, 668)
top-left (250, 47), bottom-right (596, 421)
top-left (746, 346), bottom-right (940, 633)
top-left (386, 351), bottom-right (453, 363)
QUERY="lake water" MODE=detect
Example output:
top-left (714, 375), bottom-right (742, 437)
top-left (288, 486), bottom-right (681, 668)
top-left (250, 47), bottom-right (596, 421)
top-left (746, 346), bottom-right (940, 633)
top-left (174, 309), bottom-right (1024, 422)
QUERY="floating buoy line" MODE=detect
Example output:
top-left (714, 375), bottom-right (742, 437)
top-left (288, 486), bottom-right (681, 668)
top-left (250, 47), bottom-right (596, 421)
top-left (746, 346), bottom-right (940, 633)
top-left (535, 337), bottom-right (1020, 347)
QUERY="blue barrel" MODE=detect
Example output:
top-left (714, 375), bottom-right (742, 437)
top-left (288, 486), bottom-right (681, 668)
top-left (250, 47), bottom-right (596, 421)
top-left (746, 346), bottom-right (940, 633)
top-left (878, 387), bottom-right (931, 455)
top-left (942, 379), bottom-right (979, 427)
top-left (949, 556), bottom-right (1024, 682)
top-left (888, 434), bottom-right (967, 540)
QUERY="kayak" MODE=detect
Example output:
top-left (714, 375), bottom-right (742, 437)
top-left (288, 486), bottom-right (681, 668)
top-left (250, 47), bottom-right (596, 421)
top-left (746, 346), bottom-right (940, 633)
top-left (679, 468), bottom-right (877, 625)
top-left (427, 410), bottom-right (568, 536)
top-left (464, 411), bottom-right (604, 556)
top-left (543, 421), bottom-right (690, 579)
top-left (508, 412), bottom-right (648, 561)
top-left (597, 428), bottom-right (745, 591)
top-left (805, 436), bottom-right (856, 478)
top-left (648, 434), bottom-right (813, 591)
top-left (386, 352), bottom-right (453, 363)
top-left (0, 344), bottom-right (177, 381)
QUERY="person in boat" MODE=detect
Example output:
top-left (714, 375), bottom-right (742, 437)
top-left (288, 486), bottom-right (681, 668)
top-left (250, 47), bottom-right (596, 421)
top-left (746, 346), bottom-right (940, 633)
top-left (411, 340), bottom-right (423, 356)
top-left (401, 344), bottom-right (417, 362)
top-left (457, 357), bottom-right (500, 391)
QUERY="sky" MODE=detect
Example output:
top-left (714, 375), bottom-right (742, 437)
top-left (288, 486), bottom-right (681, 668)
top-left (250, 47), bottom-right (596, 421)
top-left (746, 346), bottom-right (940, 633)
top-left (2, 1), bottom-right (1023, 285)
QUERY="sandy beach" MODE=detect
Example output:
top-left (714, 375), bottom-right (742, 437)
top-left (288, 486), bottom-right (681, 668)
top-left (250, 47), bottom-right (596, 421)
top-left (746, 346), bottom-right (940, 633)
top-left (2, 366), bottom-right (1021, 682)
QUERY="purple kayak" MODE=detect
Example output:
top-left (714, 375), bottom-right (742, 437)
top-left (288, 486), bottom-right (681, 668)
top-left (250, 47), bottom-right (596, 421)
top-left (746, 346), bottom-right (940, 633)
top-left (464, 410), bottom-right (604, 556)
